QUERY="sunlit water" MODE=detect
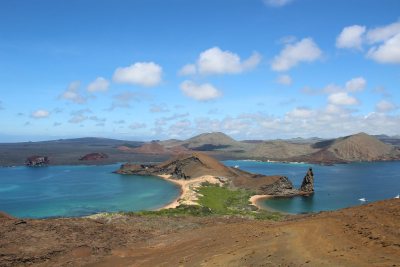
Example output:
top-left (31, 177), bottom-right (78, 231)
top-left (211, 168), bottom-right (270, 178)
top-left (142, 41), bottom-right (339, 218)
top-left (224, 160), bottom-right (400, 214)
top-left (0, 164), bottom-right (180, 218)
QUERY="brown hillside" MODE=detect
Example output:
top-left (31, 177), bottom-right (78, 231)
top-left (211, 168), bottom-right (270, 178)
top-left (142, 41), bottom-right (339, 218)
top-left (1, 199), bottom-right (399, 266)
top-left (327, 132), bottom-right (397, 161)
top-left (248, 141), bottom-right (317, 159)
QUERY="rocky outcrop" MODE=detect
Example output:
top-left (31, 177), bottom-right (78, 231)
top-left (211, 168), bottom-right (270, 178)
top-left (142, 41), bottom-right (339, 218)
top-left (300, 168), bottom-right (314, 193)
top-left (79, 153), bottom-right (108, 161)
top-left (257, 168), bottom-right (315, 196)
top-left (258, 176), bottom-right (294, 195)
top-left (25, 156), bottom-right (49, 167)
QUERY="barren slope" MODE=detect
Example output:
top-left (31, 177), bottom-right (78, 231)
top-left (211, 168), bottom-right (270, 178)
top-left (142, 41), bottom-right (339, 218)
top-left (328, 132), bottom-right (396, 161)
top-left (1, 199), bottom-right (399, 266)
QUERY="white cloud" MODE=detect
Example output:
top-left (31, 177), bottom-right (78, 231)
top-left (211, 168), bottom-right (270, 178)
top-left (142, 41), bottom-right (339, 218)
top-left (276, 74), bottom-right (292, 85)
top-left (336, 25), bottom-right (366, 50)
top-left (337, 21), bottom-right (400, 64)
top-left (325, 104), bottom-right (343, 115)
top-left (271, 38), bottom-right (322, 71)
top-left (345, 77), bottom-right (366, 92)
top-left (376, 100), bottom-right (397, 113)
top-left (178, 64), bottom-right (196, 76)
top-left (366, 21), bottom-right (400, 43)
top-left (113, 62), bottom-right (163, 87)
top-left (60, 81), bottom-right (86, 104)
top-left (286, 107), bottom-right (313, 119)
top-left (263, 0), bottom-right (293, 7)
top-left (328, 92), bottom-right (359, 106)
top-left (180, 80), bottom-right (222, 101)
top-left (87, 77), bottom-right (110, 92)
top-left (181, 47), bottom-right (261, 76)
top-left (31, 109), bottom-right (50, 119)
top-left (367, 33), bottom-right (400, 64)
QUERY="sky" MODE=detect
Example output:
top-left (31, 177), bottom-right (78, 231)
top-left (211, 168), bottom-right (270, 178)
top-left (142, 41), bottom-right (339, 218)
top-left (0, 0), bottom-right (399, 142)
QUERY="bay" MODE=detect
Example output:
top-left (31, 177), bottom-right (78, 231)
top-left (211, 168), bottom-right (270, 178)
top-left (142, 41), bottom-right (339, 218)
top-left (0, 164), bottom-right (180, 218)
top-left (224, 160), bottom-right (400, 214)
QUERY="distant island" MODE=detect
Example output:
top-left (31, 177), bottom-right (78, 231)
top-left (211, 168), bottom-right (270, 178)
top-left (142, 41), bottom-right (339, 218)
top-left (0, 132), bottom-right (399, 167)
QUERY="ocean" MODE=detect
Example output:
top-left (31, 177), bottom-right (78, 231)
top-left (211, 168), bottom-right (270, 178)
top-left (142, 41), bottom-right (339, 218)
top-left (224, 160), bottom-right (400, 214)
top-left (0, 163), bottom-right (180, 218)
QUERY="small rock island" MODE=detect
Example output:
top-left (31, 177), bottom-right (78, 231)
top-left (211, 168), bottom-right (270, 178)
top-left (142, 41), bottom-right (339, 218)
top-left (25, 155), bottom-right (49, 167)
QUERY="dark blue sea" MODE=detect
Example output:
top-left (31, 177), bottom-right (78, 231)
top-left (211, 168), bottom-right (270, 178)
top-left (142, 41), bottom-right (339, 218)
top-left (224, 160), bottom-right (400, 214)
top-left (0, 164), bottom-right (180, 218)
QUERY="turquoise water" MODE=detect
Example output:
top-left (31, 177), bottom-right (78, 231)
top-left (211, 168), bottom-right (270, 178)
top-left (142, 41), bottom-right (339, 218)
top-left (0, 164), bottom-right (180, 218)
top-left (224, 160), bottom-right (400, 214)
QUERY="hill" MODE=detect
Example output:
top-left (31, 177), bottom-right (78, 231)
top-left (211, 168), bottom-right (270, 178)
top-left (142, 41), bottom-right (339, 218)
top-left (300, 132), bottom-right (400, 163)
top-left (116, 152), bottom-right (312, 196)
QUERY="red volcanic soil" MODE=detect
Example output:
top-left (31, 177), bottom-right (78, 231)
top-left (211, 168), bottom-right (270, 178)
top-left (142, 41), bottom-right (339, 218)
top-left (1, 200), bottom-right (399, 266)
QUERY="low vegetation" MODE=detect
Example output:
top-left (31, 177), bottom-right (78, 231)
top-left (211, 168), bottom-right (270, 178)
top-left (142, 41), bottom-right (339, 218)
top-left (129, 183), bottom-right (283, 220)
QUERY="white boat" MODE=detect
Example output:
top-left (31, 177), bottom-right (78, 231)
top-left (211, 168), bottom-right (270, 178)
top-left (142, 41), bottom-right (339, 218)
top-left (234, 165), bottom-right (239, 169)
top-left (394, 194), bottom-right (400, 199)
top-left (358, 198), bottom-right (367, 202)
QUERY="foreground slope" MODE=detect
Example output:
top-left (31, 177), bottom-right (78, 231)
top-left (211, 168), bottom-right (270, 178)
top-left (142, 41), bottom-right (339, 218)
top-left (1, 199), bottom-right (399, 266)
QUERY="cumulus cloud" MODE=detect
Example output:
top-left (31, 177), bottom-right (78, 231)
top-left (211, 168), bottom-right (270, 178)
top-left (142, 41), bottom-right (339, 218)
top-left (180, 80), bottom-right (222, 101)
top-left (366, 21), bottom-right (400, 43)
top-left (302, 77), bottom-right (367, 95)
top-left (263, 0), bottom-right (293, 7)
top-left (276, 74), bottom-right (292, 85)
top-left (367, 33), bottom-right (400, 64)
top-left (148, 108), bottom-right (400, 140)
top-left (271, 38), bottom-right (322, 71)
top-left (336, 25), bottom-right (366, 50)
top-left (113, 62), bottom-right (163, 87)
top-left (60, 81), bottom-right (86, 104)
top-left (328, 92), bottom-right (359, 106)
top-left (31, 109), bottom-right (50, 119)
top-left (375, 100), bottom-right (397, 113)
top-left (337, 21), bottom-right (400, 64)
top-left (180, 47), bottom-right (261, 76)
top-left (345, 77), bottom-right (366, 92)
top-left (286, 107), bottom-right (314, 119)
top-left (87, 77), bottom-right (110, 92)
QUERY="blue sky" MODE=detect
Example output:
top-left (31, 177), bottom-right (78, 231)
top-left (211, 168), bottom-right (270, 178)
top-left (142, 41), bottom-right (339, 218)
top-left (0, 0), bottom-right (399, 142)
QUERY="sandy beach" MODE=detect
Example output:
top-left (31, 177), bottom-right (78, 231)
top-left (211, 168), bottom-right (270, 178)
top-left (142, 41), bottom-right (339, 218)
top-left (249, 194), bottom-right (272, 209)
top-left (157, 174), bottom-right (226, 210)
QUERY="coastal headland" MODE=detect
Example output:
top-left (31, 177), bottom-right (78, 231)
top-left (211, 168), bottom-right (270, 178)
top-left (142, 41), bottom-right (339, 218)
top-left (115, 152), bottom-right (315, 210)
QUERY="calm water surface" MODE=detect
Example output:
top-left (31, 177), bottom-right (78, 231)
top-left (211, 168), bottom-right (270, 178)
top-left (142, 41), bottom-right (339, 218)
top-left (0, 164), bottom-right (180, 218)
top-left (224, 160), bottom-right (400, 214)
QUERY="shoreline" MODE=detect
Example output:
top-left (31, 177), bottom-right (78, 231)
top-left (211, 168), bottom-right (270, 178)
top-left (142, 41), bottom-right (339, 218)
top-left (249, 194), bottom-right (273, 210)
top-left (156, 174), bottom-right (225, 210)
